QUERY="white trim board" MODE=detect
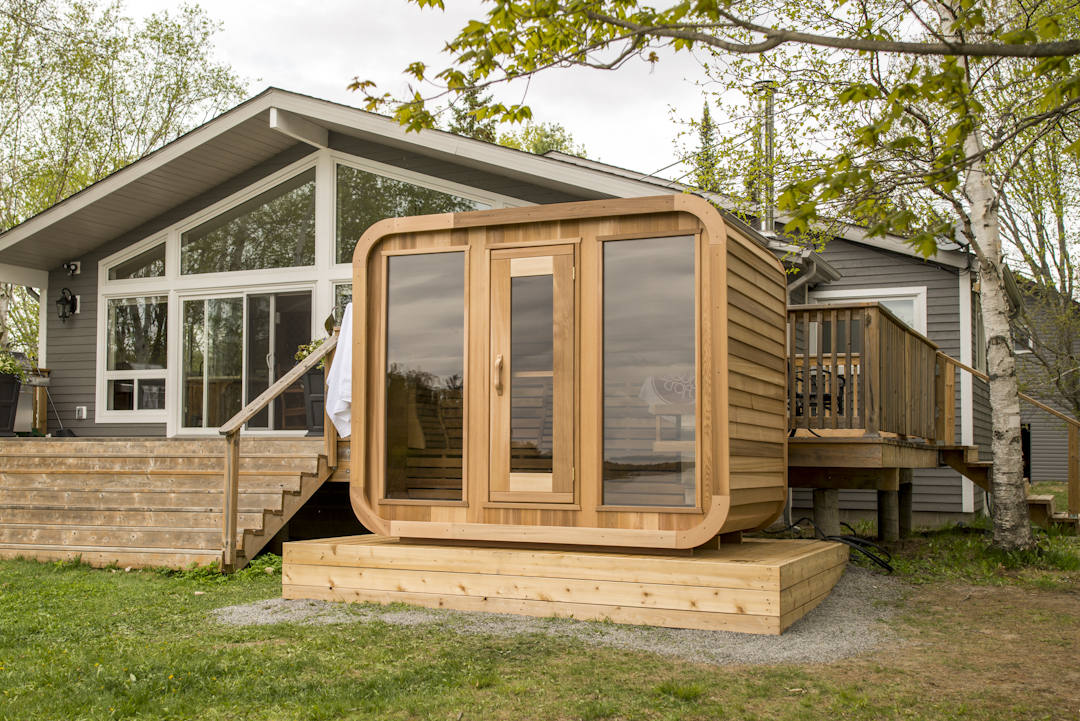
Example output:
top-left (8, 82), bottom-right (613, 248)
top-left (959, 269), bottom-right (976, 513)
top-left (808, 286), bottom-right (928, 335)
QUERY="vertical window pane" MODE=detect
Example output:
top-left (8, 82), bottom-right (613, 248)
top-left (108, 380), bottom-right (135, 411)
top-left (107, 297), bottom-right (167, 370)
top-left (336, 165), bottom-right (487, 264)
top-left (603, 236), bottom-right (696, 507)
top-left (510, 275), bottom-right (554, 476)
top-left (181, 169), bottom-right (316, 275)
top-left (109, 243), bottom-right (165, 280)
top-left (182, 300), bottom-right (205, 428)
top-left (384, 253), bottom-right (465, 500)
top-left (205, 298), bottom-right (244, 427)
top-left (334, 283), bottom-right (352, 325)
top-left (246, 295), bottom-right (271, 429)
top-left (137, 379), bottom-right (166, 410)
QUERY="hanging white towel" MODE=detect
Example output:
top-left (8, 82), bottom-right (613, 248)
top-left (325, 303), bottom-right (353, 438)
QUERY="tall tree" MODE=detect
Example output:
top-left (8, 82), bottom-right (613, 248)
top-left (691, 102), bottom-right (721, 194)
top-left (497, 121), bottom-right (587, 157)
top-left (348, 0), bottom-right (1080, 550)
top-left (0, 0), bottom-right (246, 357)
top-left (446, 82), bottom-right (498, 143)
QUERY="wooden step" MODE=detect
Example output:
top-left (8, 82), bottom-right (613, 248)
top-left (0, 454), bottom-right (320, 473)
top-left (0, 473), bottom-right (303, 493)
top-left (940, 449), bottom-right (992, 492)
top-left (0, 544), bottom-right (222, 569)
top-left (1050, 512), bottom-right (1080, 532)
top-left (0, 438), bottom-right (324, 455)
top-left (0, 489), bottom-right (285, 511)
top-left (0, 524), bottom-right (243, 551)
top-left (0, 508), bottom-right (268, 530)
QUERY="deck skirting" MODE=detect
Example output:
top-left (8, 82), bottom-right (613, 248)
top-left (282, 536), bottom-right (848, 635)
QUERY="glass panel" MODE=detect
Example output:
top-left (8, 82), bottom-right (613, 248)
top-left (384, 253), bottom-right (465, 500)
top-left (274, 293), bottom-right (311, 431)
top-left (246, 295), bottom-right (272, 429)
top-left (880, 298), bottom-right (915, 329)
top-left (107, 297), bottom-right (167, 371)
top-left (109, 243), bottom-right (165, 280)
top-left (108, 380), bottom-right (135, 411)
top-left (510, 275), bottom-right (554, 477)
top-left (205, 298), bottom-right (244, 428)
top-left (603, 236), bottom-right (696, 507)
top-left (181, 169), bottom-right (316, 275)
top-left (182, 300), bottom-right (205, 428)
top-left (336, 165), bottom-right (488, 264)
top-left (333, 283), bottom-right (353, 325)
top-left (137, 379), bottom-right (166, 410)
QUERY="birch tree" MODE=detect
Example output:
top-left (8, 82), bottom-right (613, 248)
top-left (350, 0), bottom-right (1080, 550)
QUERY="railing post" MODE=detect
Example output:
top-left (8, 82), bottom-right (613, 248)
top-left (324, 327), bottom-right (340, 468)
top-left (944, 358), bottom-right (956, 445)
top-left (934, 354), bottom-right (945, 443)
top-left (862, 308), bottom-right (880, 437)
top-left (1070, 424), bottom-right (1079, 518)
top-left (221, 430), bottom-right (240, 573)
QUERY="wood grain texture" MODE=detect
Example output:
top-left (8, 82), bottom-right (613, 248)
top-left (283, 536), bottom-right (848, 635)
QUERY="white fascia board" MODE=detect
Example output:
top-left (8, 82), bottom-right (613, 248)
top-left (270, 107), bottom-right (328, 148)
top-left (0, 91), bottom-right (279, 252)
top-left (0, 263), bottom-right (48, 288)
top-left (269, 94), bottom-right (678, 201)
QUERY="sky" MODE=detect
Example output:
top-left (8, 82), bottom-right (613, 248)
top-left (133, 0), bottom-right (712, 181)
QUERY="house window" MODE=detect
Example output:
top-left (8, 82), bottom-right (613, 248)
top-left (109, 243), bottom-right (165, 280)
top-left (809, 287), bottom-right (928, 335)
top-left (383, 252), bottom-right (466, 501)
top-left (336, 164), bottom-right (487, 264)
top-left (602, 235), bottom-right (697, 508)
top-left (105, 297), bottom-right (168, 411)
top-left (181, 168), bottom-right (316, 275)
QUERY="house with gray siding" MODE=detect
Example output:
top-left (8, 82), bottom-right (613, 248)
top-left (0, 87), bottom-right (1007, 527)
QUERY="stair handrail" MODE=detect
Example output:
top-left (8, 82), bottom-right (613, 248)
top-left (936, 351), bottom-right (1079, 519)
top-left (217, 332), bottom-right (339, 572)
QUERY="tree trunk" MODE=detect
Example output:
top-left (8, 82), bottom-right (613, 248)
top-left (964, 134), bottom-right (1036, 551)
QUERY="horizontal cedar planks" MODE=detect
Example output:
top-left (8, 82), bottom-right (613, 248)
top-left (284, 584), bottom-right (782, 634)
top-left (726, 251), bottom-right (786, 304)
top-left (729, 338), bottom-right (785, 373)
top-left (727, 273), bottom-right (786, 318)
top-left (730, 487), bottom-right (786, 506)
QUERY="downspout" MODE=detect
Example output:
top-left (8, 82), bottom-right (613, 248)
top-left (786, 252), bottom-right (821, 302)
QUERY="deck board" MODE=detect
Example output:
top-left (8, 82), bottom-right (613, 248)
top-left (282, 536), bottom-right (848, 635)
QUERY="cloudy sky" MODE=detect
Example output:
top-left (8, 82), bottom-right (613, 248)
top-left (134, 0), bottom-right (711, 180)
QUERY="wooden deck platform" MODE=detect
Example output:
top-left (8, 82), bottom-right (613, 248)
top-left (282, 536), bottom-right (849, 635)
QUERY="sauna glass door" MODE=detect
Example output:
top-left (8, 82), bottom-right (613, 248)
top-left (490, 245), bottom-right (575, 503)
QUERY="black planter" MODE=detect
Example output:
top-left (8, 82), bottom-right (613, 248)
top-left (0, 373), bottom-right (21, 437)
top-left (302, 367), bottom-right (325, 436)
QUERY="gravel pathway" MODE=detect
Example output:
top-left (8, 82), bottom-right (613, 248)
top-left (212, 566), bottom-right (903, 666)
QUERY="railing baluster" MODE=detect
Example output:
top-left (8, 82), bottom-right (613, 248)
top-left (788, 310), bottom-right (797, 433)
top-left (844, 308), bottom-right (852, 429)
top-left (815, 310), bottom-right (824, 430)
top-left (830, 308), bottom-right (838, 430)
top-left (222, 430), bottom-right (240, 573)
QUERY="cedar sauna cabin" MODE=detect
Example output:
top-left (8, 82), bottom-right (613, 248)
top-left (285, 195), bottom-right (849, 634)
top-left (345, 194), bottom-right (789, 546)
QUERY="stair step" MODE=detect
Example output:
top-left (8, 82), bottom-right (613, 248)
top-left (0, 544), bottom-right (222, 569)
top-left (0, 474), bottom-right (303, 493)
top-left (0, 490), bottom-right (285, 510)
top-left (0, 508), bottom-right (267, 530)
top-left (0, 455), bottom-right (320, 473)
top-left (0, 438), bottom-right (324, 456)
top-left (0, 524), bottom-right (243, 551)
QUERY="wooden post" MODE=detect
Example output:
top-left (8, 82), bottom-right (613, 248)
top-left (221, 431), bottom-right (241, 573)
top-left (813, 488), bottom-right (841, 537)
top-left (934, 355), bottom-right (945, 443)
top-left (899, 469), bottom-right (914, 538)
top-left (943, 358), bottom-right (956, 445)
top-left (1070, 424), bottom-right (1079, 518)
top-left (324, 327), bottom-right (340, 468)
top-left (877, 489), bottom-right (899, 542)
top-left (862, 308), bottom-right (880, 437)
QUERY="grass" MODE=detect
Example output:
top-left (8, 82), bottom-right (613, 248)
top-left (1030, 480), bottom-right (1070, 510)
top-left (2, 524), bottom-right (1079, 720)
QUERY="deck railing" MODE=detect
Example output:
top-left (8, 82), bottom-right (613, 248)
top-left (787, 302), bottom-right (939, 439)
top-left (217, 331), bottom-right (339, 572)
top-left (788, 302), bottom-right (1079, 520)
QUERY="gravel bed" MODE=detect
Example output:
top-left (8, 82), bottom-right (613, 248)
top-left (211, 565), bottom-right (903, 666)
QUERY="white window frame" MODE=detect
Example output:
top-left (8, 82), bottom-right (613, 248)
top-left (96, 147), bottom-right (530, 433)
top-left (808, 286), bottom-right (928, 336)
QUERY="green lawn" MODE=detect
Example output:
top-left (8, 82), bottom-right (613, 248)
top-left (1, 531), bottom-right (1079, 720)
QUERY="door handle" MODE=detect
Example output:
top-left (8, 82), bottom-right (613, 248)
top-left (494, 354), bottom-right (503, 396)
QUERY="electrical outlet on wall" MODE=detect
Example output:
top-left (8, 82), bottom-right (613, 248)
top-left (75, 406), bottom-right (87, 420)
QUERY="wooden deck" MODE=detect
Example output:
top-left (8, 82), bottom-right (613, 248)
top-left (282, 535), bottom-right (848, 635)
top-left (0, 437), bottom-right (334, 570)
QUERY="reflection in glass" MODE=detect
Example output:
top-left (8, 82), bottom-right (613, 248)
top-left (138, 379), bottom-right (166, 410)
top-left (109, 243), bottom-right (165, 280)
top-left (603, 236), bottom-right (696, 507)
top-left (181, 169), bottom-right (315, 275)
top-left (384, 253), bottom-right (465, 500)
top-left (510, 275), bottom-right (554, 476)
top-left (336, 165), bottom-right (487, 264)
top-left (108, 380), bottom-right (135, 410)
top-left (246, 295), bottom-right (271, 429)
top-left (182, 301), bottom-right (204, 427)
top-left (333, 283), bottom-right (352, 325)
top-left (182, 298), bottom-right (244, 428)
top-left (107, 297), bottom-right (167, 370)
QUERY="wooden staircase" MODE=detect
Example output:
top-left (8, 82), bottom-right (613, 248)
top-left (0, 437), bottom-right (333, 570)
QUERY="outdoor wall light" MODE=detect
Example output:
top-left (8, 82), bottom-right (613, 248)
top-left (55, 288), bottom-right (77, 323)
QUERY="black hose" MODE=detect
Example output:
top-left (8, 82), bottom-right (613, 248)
top-left (764, 516), bottom-right (895, 573)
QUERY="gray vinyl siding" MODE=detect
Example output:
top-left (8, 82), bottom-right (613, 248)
top-left (329, 133), bottom-right (589, 206)
top-left (44, 143), bottom-right (317, 437)
top-left (1017, 356), bottom-right (1072, 481)
top-left (791, 239), bottom-right (971, 514)
top-left (972, 295), bottom-right (993, 464)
